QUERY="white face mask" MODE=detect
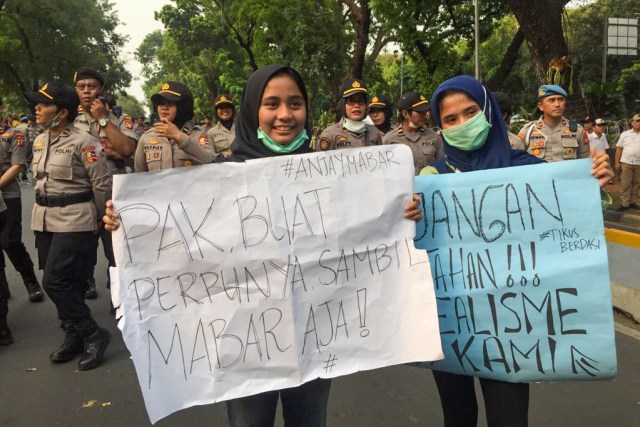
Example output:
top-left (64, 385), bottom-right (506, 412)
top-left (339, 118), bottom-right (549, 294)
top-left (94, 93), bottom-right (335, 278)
top-left (44, 110), bottom-right (64, 129)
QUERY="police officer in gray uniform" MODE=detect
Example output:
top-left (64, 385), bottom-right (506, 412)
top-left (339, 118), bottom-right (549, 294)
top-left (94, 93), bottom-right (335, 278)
top-left (0, 121), bottom-right (44, 302)
top-left (73, 67), bottom-right (138, 299)
top-left (517, 85), bottom-right (589, 162)
top-left (383, 91), bottom-right (444, 175)
top-left (206, 94), bottom-right (236, 158)
top-left (0, 186), bottom-right (10, 344)
top-left (136, 81), bottom-right (217, 172)
top-left (26, 81), bottom-right (111, 369)
top-left (316, 78), bottom-right (382, 151)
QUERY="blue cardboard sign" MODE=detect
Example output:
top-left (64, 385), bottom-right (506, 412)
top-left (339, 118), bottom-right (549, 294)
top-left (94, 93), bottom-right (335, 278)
top-left (414, 159), bottom-right (617, 382)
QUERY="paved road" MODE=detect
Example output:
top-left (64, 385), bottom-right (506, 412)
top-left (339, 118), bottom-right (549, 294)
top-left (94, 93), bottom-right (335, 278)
top-left (1, 185), bottom-right (638, 426)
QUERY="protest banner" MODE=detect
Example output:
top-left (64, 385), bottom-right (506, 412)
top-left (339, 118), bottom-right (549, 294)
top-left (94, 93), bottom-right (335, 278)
top-left (110, 145), bottom-right (443, 423)
top-left (414, 159), bottom-right (617, 382)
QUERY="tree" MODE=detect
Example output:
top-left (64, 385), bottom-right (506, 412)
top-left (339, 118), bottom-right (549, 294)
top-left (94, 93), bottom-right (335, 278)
top-left (0, 0), bottom-right (131, 109)
top-left (115, 91), bottom-right (146, 119)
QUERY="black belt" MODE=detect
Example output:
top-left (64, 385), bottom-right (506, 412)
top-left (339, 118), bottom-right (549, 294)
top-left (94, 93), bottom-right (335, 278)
top-left (35, 192), bottom-right (93, 207)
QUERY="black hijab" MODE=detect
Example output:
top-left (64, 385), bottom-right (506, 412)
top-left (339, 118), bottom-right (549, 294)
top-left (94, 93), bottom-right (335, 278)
top-left (229, 64), bottom-right (313, 162)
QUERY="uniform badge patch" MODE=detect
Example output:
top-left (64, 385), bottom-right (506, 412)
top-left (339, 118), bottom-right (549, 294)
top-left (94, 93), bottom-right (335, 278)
top-left (153, 152), bottom-right (160, 159)
top-left (99, 139), bottom-right (108, 149)
top-left (319, 137), bottom-right (330, 151)
top-left (124, 116), bottom-right (133, 129)
top-left (145, 152), bottom-right (151, 161)
top-left (15, 133), bottom-right (25, 146)
top-left (82, 146), bottom-right (99, 163)
top-left (34, 141), bottom-right (44, 147)
top-left (149, 139), bottom-right (159, 145)
top-left (199, 133), bottom-right (210, 146)
top-left (338, 136), bottom-right (348, 142)
top-left (530, 141), bottom-right (545, 149)
top-left (0, 132), bottom-right (9, 138)
top-left (537, 121), bottom-right (543, 129)
top-left (563, 128), bottom-right (572, 134)
top-left (582, 132), bottom-right (589, 145)
top-left (183, 160), bottom-right (193, 167)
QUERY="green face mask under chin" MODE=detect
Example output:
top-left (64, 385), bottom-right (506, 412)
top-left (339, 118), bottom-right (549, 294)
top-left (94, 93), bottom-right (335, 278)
top-left (257, 128), bottom-right (309, 154)
top-left (441, 111), bottom-right (491, 151)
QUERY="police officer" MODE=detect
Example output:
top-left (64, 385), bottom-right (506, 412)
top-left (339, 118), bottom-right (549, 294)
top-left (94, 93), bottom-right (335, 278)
top-left (317, 78), bottom-right (382, 151)
top-left (517, 85), bottom-right (589, 162)
top-left (26, 81), bottom-right (111, 369)
top-left (133, 116), bottom-right (145, 137)
top-left (0, 186), bottom-right (10, 344)
top-left (74, 67), bottom-right (139, 299)
top-left (383, 91), bottom-right (444, 175)
top-left (0, 113), bottom-right (44, 302)
top-left (206, 94), bottom-right (236, 158)
top-left (135, 81), bottom-right (217, 172)
top-left (368, 94), bottom-right (393, 137)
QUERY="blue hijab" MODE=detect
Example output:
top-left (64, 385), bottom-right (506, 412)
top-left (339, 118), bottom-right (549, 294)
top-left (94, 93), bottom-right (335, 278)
top-left (430, 75), bottom-right (543, 173)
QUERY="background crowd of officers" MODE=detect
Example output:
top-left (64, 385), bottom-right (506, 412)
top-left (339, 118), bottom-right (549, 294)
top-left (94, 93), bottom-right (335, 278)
top-left (0, 66), bottom-right (638, 376)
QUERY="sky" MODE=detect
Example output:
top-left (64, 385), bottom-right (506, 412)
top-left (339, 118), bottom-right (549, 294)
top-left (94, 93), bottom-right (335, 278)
top-left (111, 0), bottom-right (171, 102)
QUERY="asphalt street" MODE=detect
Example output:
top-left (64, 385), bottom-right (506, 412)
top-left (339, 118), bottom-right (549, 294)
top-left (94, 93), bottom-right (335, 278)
top-left (1, 184), bottom-right (638, 426)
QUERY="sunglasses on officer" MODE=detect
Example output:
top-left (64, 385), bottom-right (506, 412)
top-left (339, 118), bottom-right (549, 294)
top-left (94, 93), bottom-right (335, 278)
top-left (345, 95), bottom-right (367, 106)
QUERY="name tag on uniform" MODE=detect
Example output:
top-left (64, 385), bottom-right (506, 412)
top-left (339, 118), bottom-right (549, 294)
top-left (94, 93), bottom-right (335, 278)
top-left (530, 140), bottom-right (545, 149)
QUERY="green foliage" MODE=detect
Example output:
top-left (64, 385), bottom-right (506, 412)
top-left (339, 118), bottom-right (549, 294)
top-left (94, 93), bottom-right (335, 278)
top-left (115, 91), bottom-right (146, 119)
top-left (565, 0), bottom-right (640, 116)
top-left (0, 0), bottom-right (131, 111)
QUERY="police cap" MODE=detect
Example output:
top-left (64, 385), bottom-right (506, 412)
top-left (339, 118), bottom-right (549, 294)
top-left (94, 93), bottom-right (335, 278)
top-left (594, 118), bottom-right (606, 126)
top-left (368, 94), bottom-right (391, 110)
top-left (25, 81), bottom-right (79, 107)
top-left (214, 94), bottom-right (234, 107)
top-left (632, 114), bottom-right (640, 122)
top-left (537, 84), bottom-right (567, 99)
top-left (340, 78), bottom-right (368, 98)
top-left (74, 67), bottom-right (105, 86)
top-left (397, 91), bottom-right (429, 112)
top-left (151, 81), bottom-right (193, 103)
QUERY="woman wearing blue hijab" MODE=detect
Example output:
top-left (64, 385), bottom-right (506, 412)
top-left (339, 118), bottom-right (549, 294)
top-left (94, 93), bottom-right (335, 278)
top-left (421, 76), bottom-right (613, 426)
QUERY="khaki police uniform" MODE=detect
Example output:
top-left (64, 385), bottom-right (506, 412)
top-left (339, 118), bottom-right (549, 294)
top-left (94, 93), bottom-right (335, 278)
top-left (507, 131), bottom-right (525, 150)
top-left (135, 124), bottom-right (216, 172)
top-left (0, 127), bottom-right (26, 199)
top-left (383, 126), bottom-right (444, 175)
top-left (517, 117), bottom-right (589, 162)
top-left (206, 121), bottom-right (235, 157)
top-left (74, 110), bottom-right (138, 175)
top-left (316, 118), bottom-right (382, 151)
top-left (0, 127), bottom-right (42, 296)
top-left (31, 125), bottom-right (112, 232)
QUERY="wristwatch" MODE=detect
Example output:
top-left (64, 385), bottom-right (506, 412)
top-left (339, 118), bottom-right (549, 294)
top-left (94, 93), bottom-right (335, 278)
top-left (98, 117), bottom-right (109, 127)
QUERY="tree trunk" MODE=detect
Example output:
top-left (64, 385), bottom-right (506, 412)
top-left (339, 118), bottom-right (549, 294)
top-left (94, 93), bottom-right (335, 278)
top-left (504, 0), bottom-right (587, 119)
top-left (485, 28), bottom-right (524, 90)
top-left (343, 0), bottom-right (371, 79)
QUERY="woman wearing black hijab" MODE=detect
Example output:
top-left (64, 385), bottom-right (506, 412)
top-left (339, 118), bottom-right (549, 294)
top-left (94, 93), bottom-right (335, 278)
top-left (368, 94), bottom-right (393, 137)
top-left (103, 64), bottom-right (423, 426)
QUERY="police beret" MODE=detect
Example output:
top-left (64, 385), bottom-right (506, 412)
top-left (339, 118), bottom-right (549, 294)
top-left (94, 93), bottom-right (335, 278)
top-left (24, 81), bottom-right (79, 107)
top-left (214, 94), bottom-right (234, 107)
top-left (74, 67), bottom-right (105, 86)
top-left (537, 85), bottom-right (567, 99)
top-left (340, 78), bottom-right (368, 98)
top-left (398, 91), bottom-right (429, 112)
